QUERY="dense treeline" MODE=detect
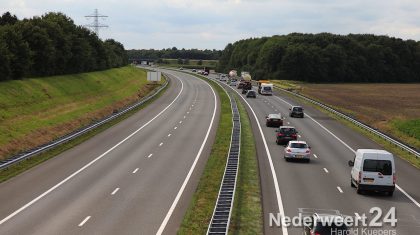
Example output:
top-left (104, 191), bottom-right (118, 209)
top-left (217, 33), bottom-right (420, 82)
top-left (127, 48), bottom-right (221, 61)
top-left (0, 12), bottom-right (128, 81)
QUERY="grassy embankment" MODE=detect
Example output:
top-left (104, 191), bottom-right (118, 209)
top-left (0, 66), bottom-right (166, 182)
top-left (272, 80), bottom-right (420, 168)
top-left (160, 59), bottom-right (218, 70)
top-left (179, 72), bottom-right (262, 234)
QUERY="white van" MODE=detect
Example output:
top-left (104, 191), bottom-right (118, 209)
top-left (260, 83), bottom-right (273, 95)
top-left (348, 149), bottom-right (395, 196)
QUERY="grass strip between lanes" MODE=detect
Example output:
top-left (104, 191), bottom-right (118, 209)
top-left (276, 88), bottom-right (420, 169)
top-left (178, 75), bottom-right (232, 234)
top-left (229, 95), bottom-right (263, 234)
top-left (0, 76), bottom-right (169, 183)
top-left (178, 72), bottom-right (263, 234)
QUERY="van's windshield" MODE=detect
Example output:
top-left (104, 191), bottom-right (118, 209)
top-left (363, 160), bottom-right (392, 175)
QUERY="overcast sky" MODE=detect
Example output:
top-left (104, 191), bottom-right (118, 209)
top-left (2, 0), bottom-right (420, 49)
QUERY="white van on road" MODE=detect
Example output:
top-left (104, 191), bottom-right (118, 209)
top-left (348, 149), bottom-right (396, 196)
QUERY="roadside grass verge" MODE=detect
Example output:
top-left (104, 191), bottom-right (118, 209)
top-left (0, 66), bottom-right (162, 159)
top-left (229, 96), bottom-right (263, 234)
top-left (0, 75), bottom-right (168, 183)
top-left (276, 89), bottom-right (420, 169)
top-left (178, 74), bottom-right (232, 234)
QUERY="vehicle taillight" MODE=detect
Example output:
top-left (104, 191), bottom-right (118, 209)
top-left (291, 134), bottom-right (297, 138)
top-left (393, 174), bottom-right (396, 184)
top-left (311, 231), bottom-right (321, 235)
top-left (286, 148), bottom-right (291, 152)
top-left (358, 172), bottom-right (362, 184)
top-left (277, 133), bottom-right (283, 136)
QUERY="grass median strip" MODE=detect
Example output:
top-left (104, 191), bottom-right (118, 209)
top-left (0, 76), bottom-right (168, 183)
top-left (229, 96), bottom-right (263, 234)
top-left (178, 74), bottom-right (232, 234)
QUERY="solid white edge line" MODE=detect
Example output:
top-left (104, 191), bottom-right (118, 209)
top-left (132, 168), bottom-right (139, 174)
top-left (0, 75), bottom-right (185, 226)
top-left (156, 73), bottom-right (218, 235)
top-left (337, 186), bottom-right (343, 193)
top-left (111, 188), bottom-right (120, 195)
top-left (78, 216), bottom-right (91, 227)
top-left (274, 96), bottom-right (420, 208)
top-left (223, 81), bottom-right (288, 235)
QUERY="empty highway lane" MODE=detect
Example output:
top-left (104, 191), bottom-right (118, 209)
top-left (0, 69), bottom-right (219, 235)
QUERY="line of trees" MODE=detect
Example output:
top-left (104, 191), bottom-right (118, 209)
top-left (127, 48), bottom-right (221, 61)
top-left (217, 33), bottom-right (420, 82)
top-left (0, 12), bottom-right (128, 81)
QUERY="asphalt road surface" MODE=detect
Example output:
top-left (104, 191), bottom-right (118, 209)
top-left (0, 69), bottom-right (219, 235)
top-left (212, 75), bottom-right (420, 235)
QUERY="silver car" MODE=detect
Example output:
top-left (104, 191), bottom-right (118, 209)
top-left (284, 140), bottom-right (311, 162)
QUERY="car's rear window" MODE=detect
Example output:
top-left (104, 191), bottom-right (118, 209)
top-left (263, 87), bottom-right (272, 91)
top-left (293, 107), bottom-right (303, 112)
top-left (280, 128), bottom-right (296, 134)
top-left (363, 159), bottom-right (392, 175)
top-left (314, 223), bottom-right (348, 234)
top-left (290, 143), bottom-right (307, 148)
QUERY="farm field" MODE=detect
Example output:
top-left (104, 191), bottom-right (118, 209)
top-left (275, 82), bottom-right (420, 149)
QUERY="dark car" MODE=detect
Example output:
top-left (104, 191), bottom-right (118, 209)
top-left (237, 81), bottom-right (245, 89)
top-left (275, 126), bottom-right (298, 144)
top-left (246, 90), bottom-right (257, 98)
top-left (303, 213), bottom-right (349, 235)
top-left (266, 114), bottom-right (283, 127)
top-left (289, 106), bottom-right (304, 118)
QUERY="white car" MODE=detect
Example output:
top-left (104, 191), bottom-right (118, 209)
top-left (284, 140), bottom-right (311, 162)
top-left (348, 149), bottom-right (395, 196)
top-left (230, 79), bottom-right (238, 86)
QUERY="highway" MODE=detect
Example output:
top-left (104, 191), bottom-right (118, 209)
top-left (0, 69), bottom-right (219, 235)
top-left (212, 75), bottom-right (420, 235)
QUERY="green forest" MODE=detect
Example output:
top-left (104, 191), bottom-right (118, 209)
top-left (127, 48), bottom-right (221, 61)
top-left (217, 33), bottom-right (420, 82)
top-left (0, 12), bottom-right (128, 81)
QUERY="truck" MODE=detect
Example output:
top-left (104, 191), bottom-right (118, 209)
top-left (229, 70), bottom-right (237, 78)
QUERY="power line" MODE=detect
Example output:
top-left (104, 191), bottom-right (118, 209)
top-left (85, 9), bottom-right (108, 36)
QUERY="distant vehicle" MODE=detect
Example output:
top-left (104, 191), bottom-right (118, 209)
top-left (197, 70), bottom-right (202, 74)
top-left (192, 69), bottom-right (196, 72)
top-left (302, 211), bottom-right (348, 235)
top-left (203, 71), bottom-right (209, 76)
top-left (266, 114), bottom-right (283, 127)
top-left (220, 75), bottom-right (227, 81)
top-left (284, 140), bottom-right (310, 162)
top-left (259, 83), bottom-right (273, 95)
top-left (229, 70), bottom-right (237, 78)
top-left (179, 67), bottom-right (184, 70)
top-left (289, 106), bottom-right (304, 118)
top-left (246, 90), bottom-right (257, 98)
top-left (230, 79), bottom-right (238, 86)
top-left (275, 126), bottom-right (298, 144)
top-left (348, 149), bottom-right (395, 196)
top-left (241, 81), bottom-right (252, 92)
top-left (237, 81), bottom-right (245, 89)
top-left (203, 67), bottom-right (210, 74)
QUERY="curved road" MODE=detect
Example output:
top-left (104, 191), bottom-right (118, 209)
top-left (213, 75), bottom-right (420, 235)
top-left (0, 69), bottom-right (219, 235)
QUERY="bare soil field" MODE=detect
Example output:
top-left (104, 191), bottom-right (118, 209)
top-left (299, 83), bottom-right (420, 149)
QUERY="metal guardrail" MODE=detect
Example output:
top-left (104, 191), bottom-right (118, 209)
top-left (206, 79), bottom-right (241, 235)
top-left (0, 75), bottom-right (169, 170)
top-left (273, 84), bottom-right (420, 158)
